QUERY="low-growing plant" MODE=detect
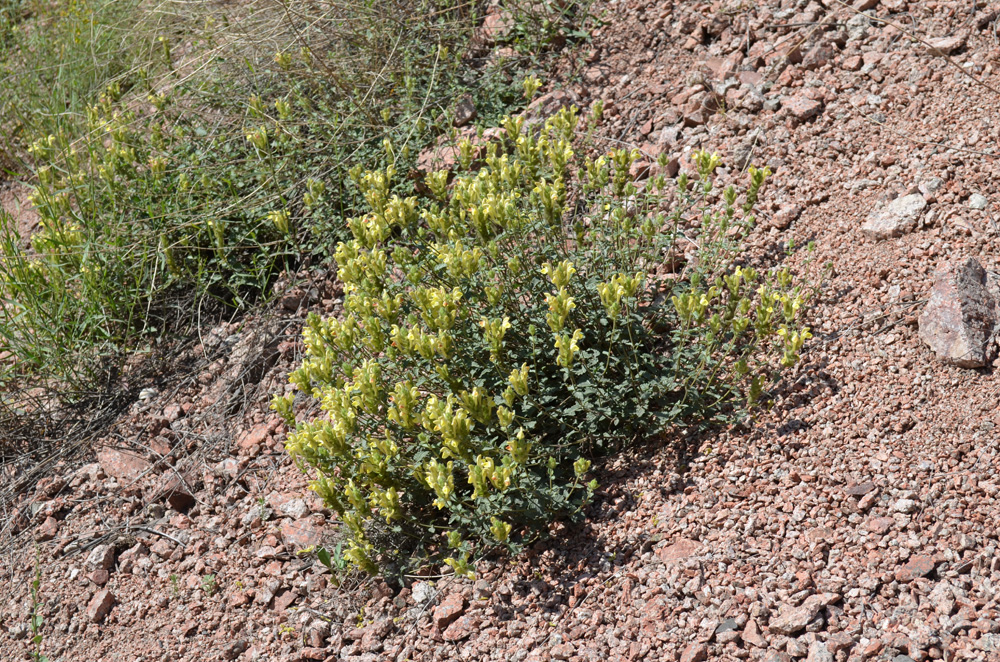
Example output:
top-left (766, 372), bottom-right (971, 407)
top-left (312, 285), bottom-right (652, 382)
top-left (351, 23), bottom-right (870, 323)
top-left (201, 573), bottom-right (217, 596)
top-left (274, 100), bottom-right (811, 577)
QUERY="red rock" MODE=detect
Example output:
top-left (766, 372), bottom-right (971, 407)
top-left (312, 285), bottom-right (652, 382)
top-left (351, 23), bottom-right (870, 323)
top-left (274, 589), bottom-right (299, 613)
top-left (680, 643), bottom-right (708, 662)
top-left (551, 642), bottom-right (579, 661)
top-left (279, 518), bottom-right (325, 550)
top-left (162, 404), bottom-right (183, 422)
top-left (34, 516), bottom-right (58, 542)
top-left (432, 593), bottom-right (467, 630)
top-left (895, 555), bottom-right (937, 583)
top-left (802, 44), bottom-right (834, 71)
top-left (89, 569), bottom-right (110, 586)
top-left (768, 593), bottom-right (840, 636)
top-left (926, 35), bottom-right (966, 55)
top-left (35, 476), bottom-right (66, 499)
top-left (844, 481), bottom-right (876, 496)
top-left (743, 619), bottom-right (767, 647)
top-left (443, 613), bottom-right (481, 642)
top-left (658, 538), bottom-right (704, 563)
top-left (87, 589), bottom-right (115, 623)
top-left (237, 423), bottom-right (272, 454)
top-left (771, 205), bottom-right (802, 229)
top-left (479, 7), bottom-right (512, 44)
top-left (97, 447), bottom-right (152, 482)
top-left (149, 435), bottom-right (173, 457)
top-left (868, 517), bottom-right (895, 535)
top-left (843, 55), bottom-right (863, 71)
top-left (228, 591), bottom-right (251, 608)
top-left (297, 648), bottom-right (327, 661)
top-left (785, 96), bottom-right (823, 122)
top-left (918, 257), bottom-right (997, 368)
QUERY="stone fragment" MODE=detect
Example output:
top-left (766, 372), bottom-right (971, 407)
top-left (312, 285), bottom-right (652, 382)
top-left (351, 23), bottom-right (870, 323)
top-left (785, 96), bottom-right (823, 121)
top-left (443, 613), bottom-right (481, 642)
top-left (273, 589), bottom-right (299, 613)
top-left (868, 517), bottom-right (894, 535)
top-left (743, 619), bottom-right (767, 647)
top-left (768, 594), bottom-right (840, 636)
top-left (771, 205), bottom-right (802, 229)
top-left (236, 423), bottom-right (272, 454)
top-left (861, 194), bottom-right (927, 239)
top-left (658, 538), bottom-right (704, 563)
top-left (680, 643), bottom-right (708, 662)
top-left (411, 581), bottom-right (435, 604)
top-left (716, 618), bottom-right (741, 644)
top-left (97, 447), bottom-right (152, 482)
top-left (89, 569), bottom-right (110, 586)
top-left (279, 518), bottom-right (325, 550)
top-left (801, 45), bottom-right (834, 71)
top-left (453, 96), bottom-right (476, 128)
top-left (807, 642), bottom-right (834, 662)
top-left (895, 555), bottom-right (936, 582)
top-left (926, 35), bottom-right (966, 55)
top-left (844, 481), bottom-right (876, 497)
top-left (918, 257), bottom-right (997, 368)
top-left (969, 193), bottom-right (989, 210)
top-left (432, 593), bottom-right (466, 630)
top-left (87, 544), bottom-right (116, 571)
top-left (893, 498), bottom-right (920, 514)
top-left (786, 638), bottom-right (808, 657)
top-left (87, 589), bottom-right (115, 623)
top-left (858, 492), bottom-right (878, 511)
top-left (34, 516), bottom-right (58, 542)
top-left (479, 7), bottom-right (512, 44)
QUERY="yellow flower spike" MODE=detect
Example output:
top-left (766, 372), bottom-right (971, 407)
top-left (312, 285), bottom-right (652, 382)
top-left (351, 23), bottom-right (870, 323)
top-left (554, 329), bottom-right (584, 368)
top-left (497, 406), bottom-right (514, 429)
top-left (508, 363), bottom-right (530, 396)
top-left (490, 518), bottom-right (513, 543)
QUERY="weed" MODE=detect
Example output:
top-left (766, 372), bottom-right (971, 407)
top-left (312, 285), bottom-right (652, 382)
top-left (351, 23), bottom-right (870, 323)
top-left (201, 574), bottom-right (217, 596)
top-left (169, 573), bottom-right (180, 597)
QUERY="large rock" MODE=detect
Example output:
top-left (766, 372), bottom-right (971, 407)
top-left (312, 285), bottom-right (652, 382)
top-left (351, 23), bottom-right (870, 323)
top-left (862, 194), bottom-right (927, 239)
top-left (918, 257), bottom-right (997, 368)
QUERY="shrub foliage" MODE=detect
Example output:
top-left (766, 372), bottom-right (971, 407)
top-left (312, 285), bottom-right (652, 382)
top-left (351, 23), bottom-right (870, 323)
top-left (274, 102), bottom-right (812, 576)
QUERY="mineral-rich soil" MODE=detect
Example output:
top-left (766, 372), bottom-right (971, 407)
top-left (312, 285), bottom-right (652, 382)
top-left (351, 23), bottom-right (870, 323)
top-left (6, 1), bottom-right (1000, 661)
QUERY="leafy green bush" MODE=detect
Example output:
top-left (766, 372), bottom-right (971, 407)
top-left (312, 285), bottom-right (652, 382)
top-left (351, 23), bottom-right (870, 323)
top-left (274, 103), bottom-right (811, 577)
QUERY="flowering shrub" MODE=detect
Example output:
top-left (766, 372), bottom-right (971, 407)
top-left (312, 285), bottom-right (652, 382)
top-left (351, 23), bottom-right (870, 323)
top-left (274, 103), bottom-right (811, 576)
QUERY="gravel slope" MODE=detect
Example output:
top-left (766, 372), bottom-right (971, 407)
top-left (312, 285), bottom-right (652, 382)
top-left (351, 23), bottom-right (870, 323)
top-left (5, 1), bottom-right (1000, 661)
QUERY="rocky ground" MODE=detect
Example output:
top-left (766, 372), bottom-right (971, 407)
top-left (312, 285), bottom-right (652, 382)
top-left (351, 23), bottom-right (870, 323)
top-left (6, 0), bottom-right (1000, 661)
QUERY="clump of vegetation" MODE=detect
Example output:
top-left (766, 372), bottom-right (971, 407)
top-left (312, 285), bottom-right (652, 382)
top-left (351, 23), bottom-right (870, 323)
top-left (0, 0), bottom-right (559, 400)
top-left (274, 99), bottom-right (811, 577)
